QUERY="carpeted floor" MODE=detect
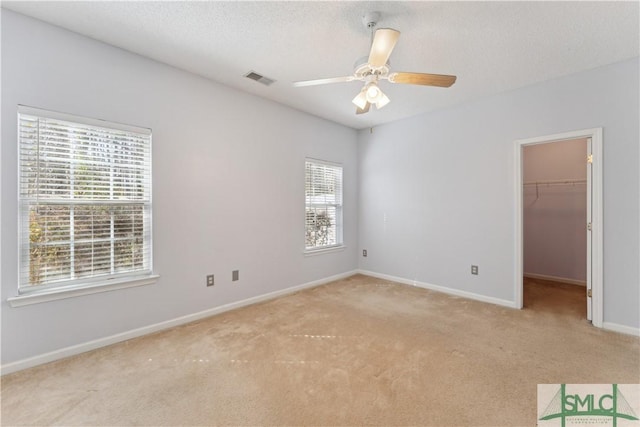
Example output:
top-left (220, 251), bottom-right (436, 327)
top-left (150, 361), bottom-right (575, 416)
top-left (1, 274), bottom-right (638, 426)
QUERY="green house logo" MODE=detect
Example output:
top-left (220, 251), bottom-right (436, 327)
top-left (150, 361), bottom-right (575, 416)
top-left (539, 384), bottom-right (639, 427)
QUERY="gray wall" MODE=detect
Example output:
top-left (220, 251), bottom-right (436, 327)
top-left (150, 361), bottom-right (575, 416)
top-left (358, 58), bottom-right (639, 329)
top-left (2, 9), bottom-right (639, 367)
top-left (1, 11), bottom-right (359, 364)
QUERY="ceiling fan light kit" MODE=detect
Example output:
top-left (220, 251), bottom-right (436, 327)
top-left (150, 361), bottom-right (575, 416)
top-left (352, 80), bottom-right (390, 112)
top-left (352, 89), bottom-right (368, 110)
top-left (293, 12), bottom-right (457, 115)
top-left (365, 83), bottom-right (381, 102)
top-left (374, 91), bottom-right (390, 109)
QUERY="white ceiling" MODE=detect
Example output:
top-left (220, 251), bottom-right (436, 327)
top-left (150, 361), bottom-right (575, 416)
top-left (3, 1), bottom-right (639, 130)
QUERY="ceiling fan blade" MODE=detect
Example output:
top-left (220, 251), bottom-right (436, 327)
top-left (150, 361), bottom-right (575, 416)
top-left (293, 76), bottom-right (355, 87)
top-left (388, 72), bottom-right (457, 87)
top-left (356, 102), bottom-right (371, 115)
top-left (368, 28), bottom-right (400, 68)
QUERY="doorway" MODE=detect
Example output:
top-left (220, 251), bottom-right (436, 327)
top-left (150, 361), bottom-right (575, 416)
top-left (523, 138), bottom-right (588, 319)
top-left (514, 128), bottom-right (603, 327)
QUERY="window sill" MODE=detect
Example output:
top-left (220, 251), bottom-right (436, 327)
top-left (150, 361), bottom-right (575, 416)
top-left (304, 245), bottom-right (346, 257)
top-left (7, 275), bottom-right (159, 307)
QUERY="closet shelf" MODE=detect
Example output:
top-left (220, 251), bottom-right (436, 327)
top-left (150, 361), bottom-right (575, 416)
top-left (524, 179), bottom-right (586, 200)
top-left (523, 179), bottom-right (586, 187)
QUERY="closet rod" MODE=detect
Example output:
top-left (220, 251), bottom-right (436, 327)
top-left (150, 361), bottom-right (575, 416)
top-left (523, 179), bottom-right (586, 186)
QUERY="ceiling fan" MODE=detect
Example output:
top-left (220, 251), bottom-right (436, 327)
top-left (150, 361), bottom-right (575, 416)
top-left (293, 12), bottom-right (457, 115)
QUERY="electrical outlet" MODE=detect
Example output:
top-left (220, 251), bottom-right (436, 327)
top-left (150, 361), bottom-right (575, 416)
top-left (232, 270), bottom-right (239, 281)
top-left (363, 249), bottom-right (368, 257)
top-left (471, 265), bottom-right (478, 275)
top-left (206, 274), bottom-right (214, 286)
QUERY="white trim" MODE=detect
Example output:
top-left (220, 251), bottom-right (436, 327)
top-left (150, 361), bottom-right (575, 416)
top-left (523, 273), bottom-right (586, 287)
top-left (591, 130), bottom-right (604, 328)
top-left (602, 322), bottom-right (640, 337)
top-left (17, 106), bottom-right (154, 295)
top-left (304, 158), bottom-right (344, 251)
top-left (7, 275), bottom-right (160, 307)
top-left (514, 128), bottom-right (603, 327)
top-left (358, 270), bottom-right (640, 336)
top-left (357, 269), bottom-right (518, 309)
top-left (304, 245), bottom-right (346, 256)
top-left (0, 270), bottom-right (357, 375)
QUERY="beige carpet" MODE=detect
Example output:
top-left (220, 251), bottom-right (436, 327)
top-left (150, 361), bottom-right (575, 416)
top-left (2, 274), bottom-right (638, 426)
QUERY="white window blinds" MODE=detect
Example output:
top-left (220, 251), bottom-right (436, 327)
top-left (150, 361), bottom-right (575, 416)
top-left (18, 106), bottom-right (152, 292)
top-left (305, 159), bottom-right (343, 250)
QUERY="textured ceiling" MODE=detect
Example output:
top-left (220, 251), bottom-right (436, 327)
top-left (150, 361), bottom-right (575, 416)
top-left (3, 1), bottom-right (639, 130)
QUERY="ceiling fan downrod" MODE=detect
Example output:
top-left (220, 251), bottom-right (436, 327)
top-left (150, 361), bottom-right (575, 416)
top-left (362, 11), bottom-right (381, 45)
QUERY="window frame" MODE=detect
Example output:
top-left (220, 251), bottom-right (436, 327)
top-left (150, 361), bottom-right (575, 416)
top-left (13, 105), bottom-right (155, 304)
top-left (304, 158), bottom-right (344, 254)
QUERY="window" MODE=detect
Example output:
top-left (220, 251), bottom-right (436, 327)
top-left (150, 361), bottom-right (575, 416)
top-left (305, 159), bottom-right (343, 251)
top-left (18, 106), bottom-right (152, 294)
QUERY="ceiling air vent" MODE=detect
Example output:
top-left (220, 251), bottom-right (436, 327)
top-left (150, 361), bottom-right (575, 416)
top-left (244, 71), bottom-right (275, 86)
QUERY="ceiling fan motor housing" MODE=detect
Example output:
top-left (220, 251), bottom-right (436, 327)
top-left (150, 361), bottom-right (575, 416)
top-left (354, 56), bottom-right (390, 79)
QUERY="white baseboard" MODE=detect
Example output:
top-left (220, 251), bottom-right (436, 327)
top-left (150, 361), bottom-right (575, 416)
top-left (1, 270), bottom-right (357, 376)
top-left (6, 269), bottom-right (634, 374)
top-left (358, 270), bottom-right (640, 337)
top-left (357, 269), bottom-right (518, 309)
top-left (602, 322), bottom-right (640, 337)
top-left (524, 272), bottom-right (586, 286)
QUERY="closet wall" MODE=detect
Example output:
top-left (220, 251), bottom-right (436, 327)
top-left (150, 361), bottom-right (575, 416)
top-left (523, 139), bottom-right (587, 284)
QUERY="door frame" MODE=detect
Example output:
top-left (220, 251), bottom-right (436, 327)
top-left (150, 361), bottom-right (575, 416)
top-left (514, 128), bottom-right (603, 328)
